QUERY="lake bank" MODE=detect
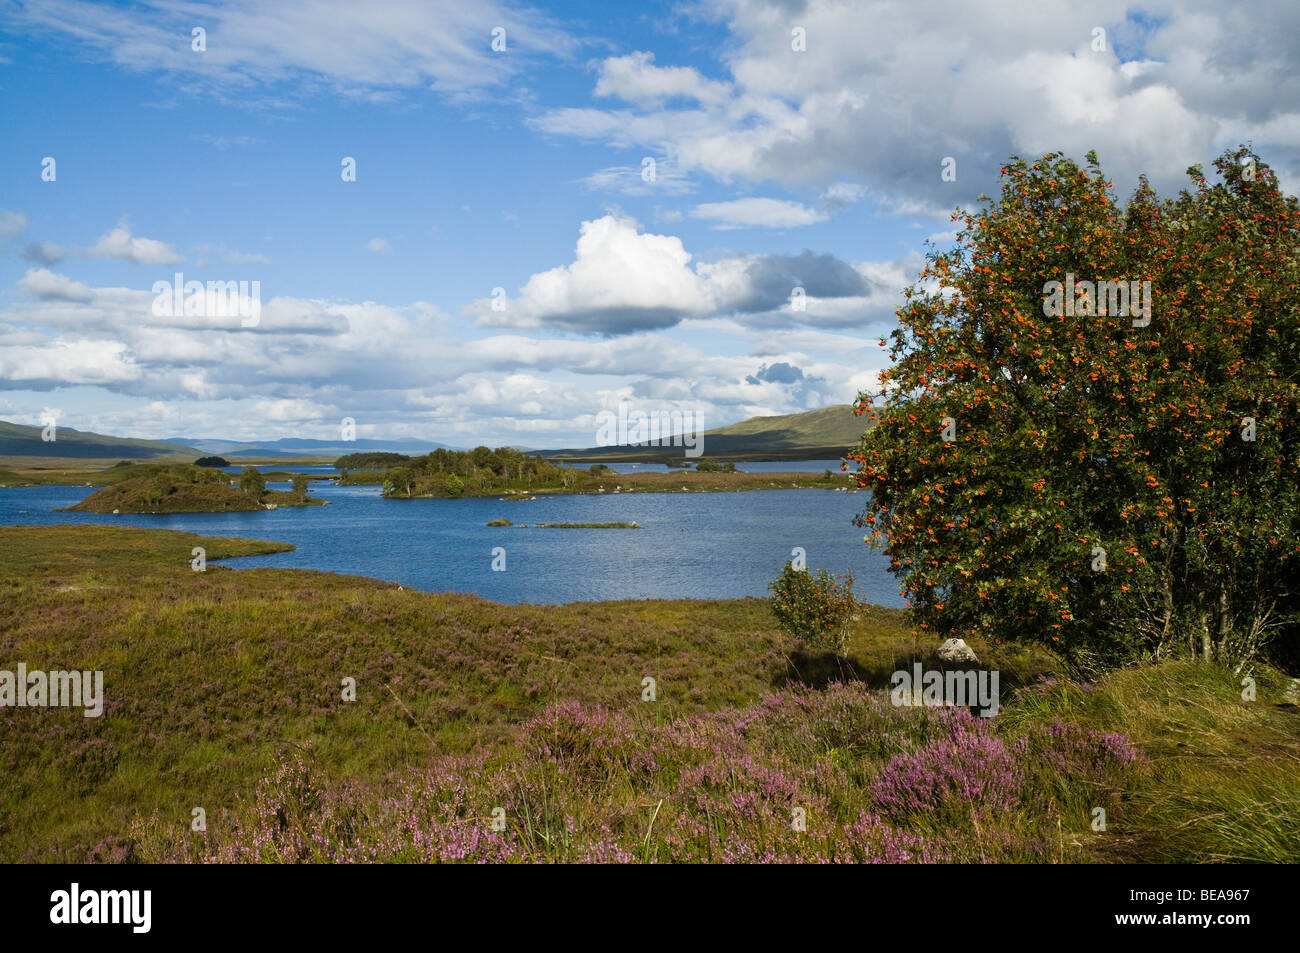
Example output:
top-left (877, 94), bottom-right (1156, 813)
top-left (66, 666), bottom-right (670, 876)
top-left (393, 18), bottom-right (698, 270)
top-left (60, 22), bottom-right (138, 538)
top-left (370, 468), bottom-right (857, 496)
top-left (0, 480), bottom-right (899, 605)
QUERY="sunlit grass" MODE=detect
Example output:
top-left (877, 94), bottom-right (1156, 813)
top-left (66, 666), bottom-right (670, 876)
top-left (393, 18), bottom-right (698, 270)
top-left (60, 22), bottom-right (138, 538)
top-left (0, 525), bottom-right (1294, 863)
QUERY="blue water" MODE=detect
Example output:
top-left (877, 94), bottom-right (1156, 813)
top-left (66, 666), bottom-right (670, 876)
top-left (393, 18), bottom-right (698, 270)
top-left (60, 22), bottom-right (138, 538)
top-left (0, 476), bottom-right (901, 606)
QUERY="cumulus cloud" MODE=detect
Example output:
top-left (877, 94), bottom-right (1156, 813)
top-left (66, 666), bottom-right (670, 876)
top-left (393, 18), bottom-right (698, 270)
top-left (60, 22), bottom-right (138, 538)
top-left (534, 1), bottom-right (1300, 208)
top-left (17, 268), bottom-right (93, 302)
top-left (0, 339), bottom-right (139, 387)
top-left (0, 260), bottom-right (885, 446)
top-left (471, 214), bottom-right (910, 334)
top-left (471, 214), bottom-right (712, 334)
top-left (89, 225), bottom-right (182, 264)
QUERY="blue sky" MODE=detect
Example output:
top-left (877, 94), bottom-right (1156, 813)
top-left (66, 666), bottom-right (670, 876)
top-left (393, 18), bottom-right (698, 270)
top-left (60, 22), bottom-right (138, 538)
top-left (2, 0), bottom-right (1297, 447)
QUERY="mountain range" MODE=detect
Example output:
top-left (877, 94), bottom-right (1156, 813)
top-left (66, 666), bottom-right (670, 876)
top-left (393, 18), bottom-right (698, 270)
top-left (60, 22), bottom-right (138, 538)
top-left (0, 404), bottom-right (869, 463)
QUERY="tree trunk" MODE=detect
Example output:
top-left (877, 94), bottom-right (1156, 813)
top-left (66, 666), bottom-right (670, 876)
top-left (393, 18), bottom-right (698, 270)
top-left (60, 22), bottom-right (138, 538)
top-left (1215, 588), bottom-right (1231, 663)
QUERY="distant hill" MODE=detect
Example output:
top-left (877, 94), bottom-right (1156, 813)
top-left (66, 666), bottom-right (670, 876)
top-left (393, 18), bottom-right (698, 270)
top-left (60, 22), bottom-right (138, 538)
top-left (165, 436), bottom-right (456, 458)
top-left (543, 404), bottom-right (870, 462)
top-left (704, 404), bottom-right (867, 447)
top-left (0, 420), bottom-right (200, 460)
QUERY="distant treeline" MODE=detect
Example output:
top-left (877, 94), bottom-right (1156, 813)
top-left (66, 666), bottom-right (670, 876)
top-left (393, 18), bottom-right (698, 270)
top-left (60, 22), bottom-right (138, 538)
top-left (382, 446), bottom-right (574, 497)
top-left (334, 452), bottom-right (411, 471)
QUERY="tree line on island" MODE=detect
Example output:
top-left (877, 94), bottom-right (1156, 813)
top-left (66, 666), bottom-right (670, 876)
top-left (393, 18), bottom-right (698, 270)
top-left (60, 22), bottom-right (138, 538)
top-left (333, 447), bottom-right (742, 497)
top-left (63, 462), bottom-right (319, 513)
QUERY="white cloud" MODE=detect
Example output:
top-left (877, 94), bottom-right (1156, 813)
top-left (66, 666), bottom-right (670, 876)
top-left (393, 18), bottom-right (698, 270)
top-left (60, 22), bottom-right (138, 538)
top-left (8, 0), bottom-right (579, 101)
top-left (89, 225), bottom-right (182, 265)
top-left (472, 214), bottom-right (712, 333)
top-left (367, 238), bottom-right (391, 253)
top-left (0, 339), bottom-right (139, 386)
top-left (533, 1), bottom-right (1300, 208)
top-left (471, 213), bottom-right (911, 334)
top-left (690, 197), bottom-right (828, 229)
top-left (820, 182), bottom-right (868, 210)
top-left (17, 268), bottom-right (93, 302)
top-left (0, 259), bottom-right (885, 446)
top-left (593, 51), bottom-right (732, 107)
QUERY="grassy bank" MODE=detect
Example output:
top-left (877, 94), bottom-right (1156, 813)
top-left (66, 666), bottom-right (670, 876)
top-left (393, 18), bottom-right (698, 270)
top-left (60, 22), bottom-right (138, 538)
top-left (0, 525), bottom-right (1295, 863)
top-left (380, 468), bottom-right (857, 498)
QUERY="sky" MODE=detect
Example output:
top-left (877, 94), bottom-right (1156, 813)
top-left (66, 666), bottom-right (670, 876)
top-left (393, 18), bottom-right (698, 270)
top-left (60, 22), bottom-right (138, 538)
top-left (2, 0), bottom-right (1298, 448)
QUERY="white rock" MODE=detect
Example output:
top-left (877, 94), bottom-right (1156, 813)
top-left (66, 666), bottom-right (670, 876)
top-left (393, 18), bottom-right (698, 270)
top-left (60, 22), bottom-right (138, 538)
top-left (937, 637), bottom-right (980, 664)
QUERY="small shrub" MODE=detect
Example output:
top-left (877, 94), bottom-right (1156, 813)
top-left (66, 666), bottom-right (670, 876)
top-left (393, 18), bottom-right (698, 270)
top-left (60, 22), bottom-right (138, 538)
top-left (768, 561), bottom-right (856, 653)
top-left (444, 473), bottom-right (465, 497)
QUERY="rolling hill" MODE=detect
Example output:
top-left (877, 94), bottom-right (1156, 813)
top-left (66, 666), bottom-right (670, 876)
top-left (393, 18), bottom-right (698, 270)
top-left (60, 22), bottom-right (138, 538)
top-left (1, 403), bottom-right (869, 467)
top-left (0, 420), bottom-right (200, 461)
top-left (167, 436), bottom-right (456, 458)
top-left (543, 403), bottom-right (871, 462)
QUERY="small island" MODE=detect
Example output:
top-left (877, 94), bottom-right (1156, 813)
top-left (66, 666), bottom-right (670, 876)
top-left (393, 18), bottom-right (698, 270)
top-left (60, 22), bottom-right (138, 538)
top-left (60, 464), bottom-right (326, 514)
top-left (534, 521), bottom-right (639, 528)
top-left (487, 518), bottom-right (639, 528)
top-left (348, 446), bottom-right (854, 499)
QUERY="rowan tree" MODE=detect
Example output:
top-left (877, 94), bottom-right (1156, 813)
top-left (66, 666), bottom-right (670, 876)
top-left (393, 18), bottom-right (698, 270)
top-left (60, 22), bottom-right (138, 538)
top-left (849, 148), bottom-right (1300, 668)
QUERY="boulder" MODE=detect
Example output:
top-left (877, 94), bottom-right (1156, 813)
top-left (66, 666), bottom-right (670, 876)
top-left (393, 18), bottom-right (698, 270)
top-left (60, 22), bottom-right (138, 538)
top-left (937, 637), bottom-right (980, 665)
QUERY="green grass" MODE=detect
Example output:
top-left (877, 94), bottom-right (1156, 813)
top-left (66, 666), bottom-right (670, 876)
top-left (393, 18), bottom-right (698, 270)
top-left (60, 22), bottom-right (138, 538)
top-left (388, 469), bottom-right (857, 498)
top-left (336, 470), bottom-right (387, 485)
top-left (997, 661), bottom-right (1300, 862)
top-left (0, 525), bottom-right (1295, 864)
